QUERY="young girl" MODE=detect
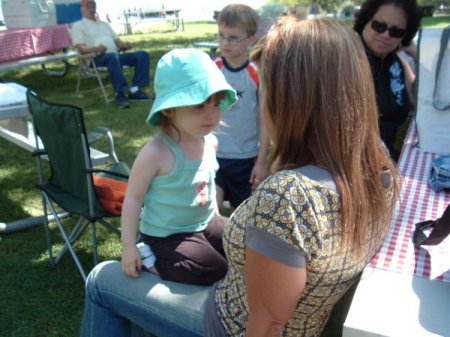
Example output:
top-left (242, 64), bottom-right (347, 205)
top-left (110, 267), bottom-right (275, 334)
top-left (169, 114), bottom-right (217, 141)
top-left (120, 48), bottom-right (237, 285)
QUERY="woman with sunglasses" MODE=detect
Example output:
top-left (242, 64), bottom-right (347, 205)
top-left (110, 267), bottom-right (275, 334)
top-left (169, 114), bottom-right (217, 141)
top-left (354, 0), bottom-right (421, 161)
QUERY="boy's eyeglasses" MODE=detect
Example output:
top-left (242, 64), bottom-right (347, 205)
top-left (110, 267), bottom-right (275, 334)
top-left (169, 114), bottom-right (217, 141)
top-left (370, 20), bottom-right (406, 38)
top-left (216, 34), bottom-right (249, 45)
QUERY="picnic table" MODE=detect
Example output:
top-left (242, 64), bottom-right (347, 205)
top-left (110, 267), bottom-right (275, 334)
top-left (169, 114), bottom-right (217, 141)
top-left (0, 24), bottom-right (74, 76)
top-left (343, 121), bottom-right (450, 337)
top-left (193, 41), bottom-right (219, 57)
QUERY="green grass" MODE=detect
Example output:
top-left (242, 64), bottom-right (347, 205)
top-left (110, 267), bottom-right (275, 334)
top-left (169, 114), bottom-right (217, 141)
top-left (421, 15), bottom-right (450, 28)
top-left (0, 21), bottom-right (216, 337)
top-left (0, 16), bottom-right (449, 337)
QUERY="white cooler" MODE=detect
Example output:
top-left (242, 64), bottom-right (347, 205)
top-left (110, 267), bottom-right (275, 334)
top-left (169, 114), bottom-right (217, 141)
top-left (1, 0), bottom-right (57, 29)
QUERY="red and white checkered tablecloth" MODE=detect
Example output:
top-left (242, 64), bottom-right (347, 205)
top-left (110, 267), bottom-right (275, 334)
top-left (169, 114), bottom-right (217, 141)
top-left (0, 25), bottom-right (72, 64)
top-left (370, 121), bottom-right (450, 282)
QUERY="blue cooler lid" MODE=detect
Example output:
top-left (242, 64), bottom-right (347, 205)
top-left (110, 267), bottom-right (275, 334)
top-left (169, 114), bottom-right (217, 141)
top-left (55, 3), bottom-right (82, 24)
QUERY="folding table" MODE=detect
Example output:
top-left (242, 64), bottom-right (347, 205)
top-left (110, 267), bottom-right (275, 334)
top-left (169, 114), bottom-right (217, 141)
top-left (0, 82), bottom-right (109, 233)
top-left (343, 122), bottom-right (450, 337)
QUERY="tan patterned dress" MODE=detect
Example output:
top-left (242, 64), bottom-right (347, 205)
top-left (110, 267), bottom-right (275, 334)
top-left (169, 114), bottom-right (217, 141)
top-left (213, 169), bottom-right (389, 336)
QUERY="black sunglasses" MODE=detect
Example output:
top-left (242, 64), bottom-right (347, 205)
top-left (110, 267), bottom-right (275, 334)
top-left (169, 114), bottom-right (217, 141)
top-left (371, 20), bottom-right (406, 38)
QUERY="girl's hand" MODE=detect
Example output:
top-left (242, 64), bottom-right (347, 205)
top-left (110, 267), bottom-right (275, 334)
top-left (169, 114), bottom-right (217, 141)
top-left (121, 245), bottom-right (142, 278)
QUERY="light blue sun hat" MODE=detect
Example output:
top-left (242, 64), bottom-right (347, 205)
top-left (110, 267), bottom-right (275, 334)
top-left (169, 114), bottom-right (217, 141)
top-left (147, 48), bottom-right (237, 126)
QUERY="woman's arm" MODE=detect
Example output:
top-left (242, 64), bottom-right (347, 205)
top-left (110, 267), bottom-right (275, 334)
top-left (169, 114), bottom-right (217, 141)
top-left (245, 246), bottom-right (306, 337)
top-left (401, 58), bottom-right (416, 109)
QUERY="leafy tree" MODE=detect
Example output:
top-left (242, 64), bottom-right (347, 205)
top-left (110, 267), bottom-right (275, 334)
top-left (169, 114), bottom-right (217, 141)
top-left (259, 2), bottom-right (286, 20)
top-left (267, 0), bottom-right (301, 8)
top-left (267, 0), bottom-right (450, 11)
top-left (267, 0), bottom-right (348, 13)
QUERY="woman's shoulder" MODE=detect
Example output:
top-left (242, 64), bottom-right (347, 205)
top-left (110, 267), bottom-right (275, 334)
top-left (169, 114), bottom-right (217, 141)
top-left (257, 170), bottom-right (301, 191)
top-left (259, 167), bottom-right (337, 196)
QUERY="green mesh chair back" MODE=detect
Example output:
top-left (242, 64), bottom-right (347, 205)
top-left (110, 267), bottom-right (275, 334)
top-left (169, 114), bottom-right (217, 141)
top-left (26, 90), bottom-right (123, 282)
top-left (27, 91), bottom-right (106, 220)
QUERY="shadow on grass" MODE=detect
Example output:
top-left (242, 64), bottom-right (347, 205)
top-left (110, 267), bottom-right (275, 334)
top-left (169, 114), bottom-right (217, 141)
top-left (0, 139), bottom-right (43, 225)
top-left (0, 220), bottom-right (121, 337)
top-left (0, 179), bottom-right (34, 225)
top-left (0, 223), bottom-right (85, 336)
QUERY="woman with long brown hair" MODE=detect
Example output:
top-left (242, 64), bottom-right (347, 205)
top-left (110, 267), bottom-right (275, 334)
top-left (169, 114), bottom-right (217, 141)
top-left (80, 16), bottom-right (400, 337)
top-left (229, 16), bottom-right (400, 336)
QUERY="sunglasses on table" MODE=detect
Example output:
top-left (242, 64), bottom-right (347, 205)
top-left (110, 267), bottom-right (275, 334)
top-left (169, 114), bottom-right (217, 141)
top-left (371, 20), bottom-right (406, 38)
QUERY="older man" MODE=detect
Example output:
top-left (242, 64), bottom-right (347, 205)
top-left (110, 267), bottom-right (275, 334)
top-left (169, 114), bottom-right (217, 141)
top-left (71, 0), bottom-right (151, 108)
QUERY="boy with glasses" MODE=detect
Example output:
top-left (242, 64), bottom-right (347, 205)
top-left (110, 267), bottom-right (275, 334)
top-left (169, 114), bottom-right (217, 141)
top-left (214, 4), bottom-right (269, 211)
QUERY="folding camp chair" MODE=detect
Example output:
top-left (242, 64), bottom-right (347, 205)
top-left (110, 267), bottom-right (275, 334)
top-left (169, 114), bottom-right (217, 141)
top-left (76, 53), bottom-right (134, 104)
top-left (26, 90), bottom-right (130, 282)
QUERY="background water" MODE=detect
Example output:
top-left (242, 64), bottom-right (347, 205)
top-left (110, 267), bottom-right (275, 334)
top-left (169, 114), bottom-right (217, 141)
top-left (0, 1), bottom-right (266, 27)
top-left (95, 0), bottom-right (266, 23)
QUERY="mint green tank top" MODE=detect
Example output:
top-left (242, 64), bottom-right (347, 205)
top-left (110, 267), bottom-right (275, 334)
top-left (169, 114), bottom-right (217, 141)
top-left (139, 132), bottom-right (219, 237)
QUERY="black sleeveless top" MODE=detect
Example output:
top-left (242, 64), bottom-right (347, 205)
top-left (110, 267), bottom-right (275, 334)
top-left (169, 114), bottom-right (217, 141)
top-left (361, 37), bottom-right (410, 160)
top-left (364, 42), bottom-right (410, 125)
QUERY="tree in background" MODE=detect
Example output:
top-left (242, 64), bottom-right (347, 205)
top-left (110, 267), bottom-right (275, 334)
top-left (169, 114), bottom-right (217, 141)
top-left (265, 0), bottom-right (450, 15)
top-left (266, 0), bottom-right (349, 13)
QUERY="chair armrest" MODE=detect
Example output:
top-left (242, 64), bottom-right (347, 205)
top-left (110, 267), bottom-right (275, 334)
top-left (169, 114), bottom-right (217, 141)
top-left (87, 127), bottom-right (110, 143)
top-left (87, 127), bottom-right (120, 164)
top-left (89, 168), bottom-right (129, 180)
top-left (87, 160), bottom-right (130, 180)
top-left (32, 149), bottom-right (47, 157)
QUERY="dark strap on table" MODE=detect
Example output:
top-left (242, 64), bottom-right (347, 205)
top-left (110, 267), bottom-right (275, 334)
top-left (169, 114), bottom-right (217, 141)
top-left (413, 203), bottom-right (450, 246)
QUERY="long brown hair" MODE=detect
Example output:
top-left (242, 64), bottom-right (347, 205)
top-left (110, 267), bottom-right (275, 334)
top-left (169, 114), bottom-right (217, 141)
top-left (251, 17), bottom-right (400, 255)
